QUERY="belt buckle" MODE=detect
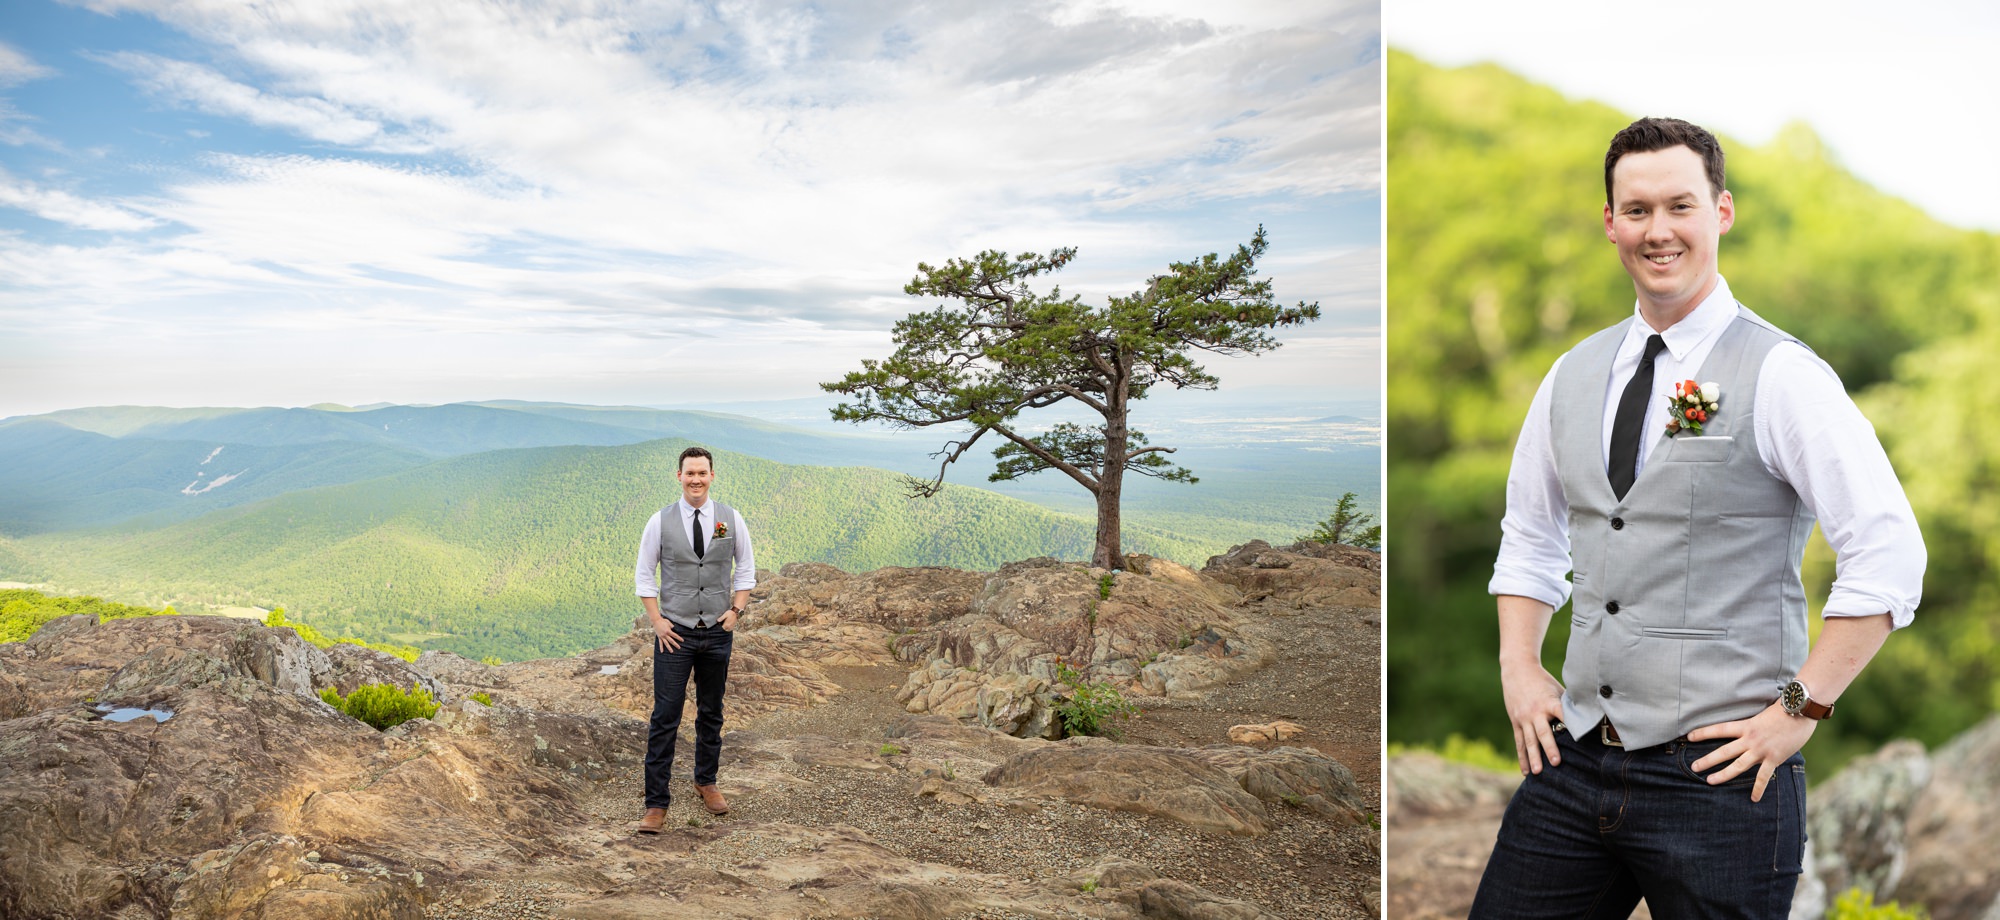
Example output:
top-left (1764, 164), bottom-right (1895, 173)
top-left (1599, 722), bottom-right (1623, 748)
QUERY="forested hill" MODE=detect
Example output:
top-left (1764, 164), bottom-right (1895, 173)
top-left (4, 439), bottom-right (1221, 661)
top-left (1387, 49), bottom-right (2000, 771)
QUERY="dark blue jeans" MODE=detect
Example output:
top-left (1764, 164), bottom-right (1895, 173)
top-left (1469, 725), bottom-right (1806, 920)
top-left (644, 624), bottom-right (732, 809)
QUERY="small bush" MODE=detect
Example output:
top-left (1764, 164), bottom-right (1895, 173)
top-left (1097, 573), bottom-right (1115, 600)
top-left (1829, 889), bottom-right (1927, 920)
top-left (879, 743), bottom-right (903, 757)
top-left (1386, 733), bottom-right (1519, 774)
top-left (320, 683), bottom-right (439, 730)
top-left (480, 655), bottom-right (503, 666)
top-left (470, 691), bottom-right (494, 706)
top-left (1053, 660), bottom-right (1139, 738)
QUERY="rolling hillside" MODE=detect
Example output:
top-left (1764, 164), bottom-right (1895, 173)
top-left (5, 439), bottom-right (1231, 660)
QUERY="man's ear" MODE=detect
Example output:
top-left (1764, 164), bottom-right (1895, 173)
top-left (1716, 189), bottom-right (1735, 235)
top-left (1604, 202), bottom-right (1617, 243)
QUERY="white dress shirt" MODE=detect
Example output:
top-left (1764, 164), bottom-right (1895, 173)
top-left (1490, 277), bottom-right (1924, 628)
top-left (634, 498), bottom-right (757, 597)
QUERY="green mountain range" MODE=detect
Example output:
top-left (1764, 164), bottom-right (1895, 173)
top-left (6, 438), bottom-right (1236, 661)
top-left (1387, 49), bottom-right (2000, 771)
top-left (2, 397), bottom-right (1376, 661)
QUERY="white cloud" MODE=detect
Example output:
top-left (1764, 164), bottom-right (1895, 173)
top-left (94, 50), bottom-right (399, 149)
top-left (0, 170), bottom-right (162, 232)
top-left (7, 0), bottom-right (1378, 414)
top-left (0, 41), bottom-right (55, 88)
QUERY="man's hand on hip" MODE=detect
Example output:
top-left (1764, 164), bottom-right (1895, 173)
top-left (1501, 660), bottom-right (1567, 775)
top-left (654, 619), bottom-right (683, 654)
top-left (718, 608), bottom-right (739, 631)
top-left (1496, 595), bottom-right (1565, 775)
top-left (1687, 703), bottom-right (1816, 802)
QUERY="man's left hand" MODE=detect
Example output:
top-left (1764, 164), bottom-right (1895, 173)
top-left (1686, 703), bottom-right (1816, 802)
top-left (718, 608), bottom-right (739, 631)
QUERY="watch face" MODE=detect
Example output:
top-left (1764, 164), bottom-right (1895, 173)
top-left (1780, 680), bottom-right (1807, 715)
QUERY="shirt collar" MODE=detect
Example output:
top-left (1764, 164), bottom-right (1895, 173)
top-left (1623, 275), bottom-right (1738, 362)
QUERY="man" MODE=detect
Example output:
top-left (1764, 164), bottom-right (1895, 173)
top-left (633, 446), bottom-right (755, 834)
top-left (1472, 117), bottom-right (1925, 918)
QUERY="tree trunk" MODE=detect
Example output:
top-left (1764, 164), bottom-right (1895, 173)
top-left (1093, 380), bottom-right (1130, 569)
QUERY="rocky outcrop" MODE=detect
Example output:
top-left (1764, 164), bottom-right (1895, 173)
top-left (0, 540), bottom-right (1378, 920)
top-left (1201, 540), bottom-right (1379, 610)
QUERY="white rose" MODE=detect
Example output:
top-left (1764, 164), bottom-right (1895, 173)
top-left (1699, 381), bottom-right (1721, 402)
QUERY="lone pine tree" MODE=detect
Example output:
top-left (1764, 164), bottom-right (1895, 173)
top-left (824, 228), bottom-right (1319, 568)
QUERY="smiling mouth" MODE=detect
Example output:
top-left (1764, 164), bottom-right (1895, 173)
top-left (1647, 252), bottom-right (1681, 265)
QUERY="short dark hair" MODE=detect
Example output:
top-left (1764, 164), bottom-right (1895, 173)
top-left (677, 446), bottom-right (714, 472)
top-left (1605, 117), bottom-right (1726, 204)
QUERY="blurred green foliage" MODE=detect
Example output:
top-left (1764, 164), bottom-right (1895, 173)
top-left (1828, 888), bottom-right (1928, 920)
top-left (1387, 50), bottom-right (2000, 774)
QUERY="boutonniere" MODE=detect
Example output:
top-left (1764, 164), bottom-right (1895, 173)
top-left (1665, 379), bottom-right (1720, 436)
top-left (712, 520), bottom-right (728, 540)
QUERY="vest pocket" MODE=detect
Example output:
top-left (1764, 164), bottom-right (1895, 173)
top-left (1639, 626), bottom-right (1728, 640)
top-left (1660, 435), bottom-right (1733, 462)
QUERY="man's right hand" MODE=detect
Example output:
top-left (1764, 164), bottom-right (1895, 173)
top-left (1501, 660), bottom-right (1567, 775)
top-left (654, 619), bottom-right (682, 654)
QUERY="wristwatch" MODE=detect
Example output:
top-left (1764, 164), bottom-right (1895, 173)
top-left (1779, 678), bottom-right (1834, 719)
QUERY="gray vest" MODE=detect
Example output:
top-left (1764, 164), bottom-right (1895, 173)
top-left (1550, 308), bottom-right (1816, 749)
top-left (657, 501), bottom-right (739, 629)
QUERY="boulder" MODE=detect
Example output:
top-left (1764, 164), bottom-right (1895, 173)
top-left (1806, 739), bottom-right (1929, 907)
top-left (1138, 878), bottom-right (1283, 919)
top-left (984, 744), bottom-right (1273, 836)
top-left (1191, 745), bottom-right (1370, 825)
top-left (1895, 716), bottom-right (2000, 920)
top-left (1227, 721), bottom-right (1307, 744)
top-left (1201, 540), bottom-right (1379, 608)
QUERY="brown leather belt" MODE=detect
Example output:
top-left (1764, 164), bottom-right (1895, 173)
top-left (1596, 721), bottom-right (1691, 748)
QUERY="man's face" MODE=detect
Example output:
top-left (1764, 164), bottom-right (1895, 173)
top-left (677, 456), bottom-right (714, 505)
top-left (1604, 144), bottom-right (1734, 323)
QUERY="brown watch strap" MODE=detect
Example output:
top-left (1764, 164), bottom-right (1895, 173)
top-left (1800, 698), bottom-right (1834, 720)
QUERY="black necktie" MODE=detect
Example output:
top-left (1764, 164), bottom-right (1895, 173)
top-left (1608, 334), bottom-right (1668, 500)
top-left (692, 508), bottom-right (705, 558)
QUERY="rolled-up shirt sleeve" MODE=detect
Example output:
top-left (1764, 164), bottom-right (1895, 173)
top-left (1490, 356), bottom-right (1576, 610)
top-left (730, 507), bottom-right (757, 591)
top-left (1756, 345), bottom-right (1925, 628)
top-left (635, 511), bottom-right (663, 598)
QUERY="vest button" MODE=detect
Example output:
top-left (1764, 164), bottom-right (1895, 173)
top-left (1599, 685), bottom-right (1613, 698)
top-left (1611, 517), bottom-right (1625, 530)
top-left (1605, 601), bottom-right (1620, 614)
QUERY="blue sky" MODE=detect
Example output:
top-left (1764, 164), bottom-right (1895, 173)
top-left (1390, 0), bottom-right (2000, 233)
top-left (0, 0), bottom-right (1381, 418)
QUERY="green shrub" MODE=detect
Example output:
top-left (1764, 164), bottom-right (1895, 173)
top-left (319, 683), bottom-right (439, 730)
top-left (1053, 660), bottom-right (1139, 738)
top-left (1386, 733), bottom-right (1519, 774)
top-left (879, 743), bottom-right (903, 757)
top-left (1, 589), bottom-right (177, 643)
top-left (1829, 889), bottom-right (1927, 920)
top-left (1097, 573), bottom-right (1115, 600)
top-left (470, 691), bottom-right (493, 706)
top-left (266, 608), bottom-right (420, 662)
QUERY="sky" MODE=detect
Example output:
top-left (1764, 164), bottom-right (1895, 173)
top-left (1388, 0), bottom-right (2000, 233)
top-left (0, 0), bottom-right (1381, 419)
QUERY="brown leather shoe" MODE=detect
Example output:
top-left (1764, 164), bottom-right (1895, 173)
top-left (695, 784), bottom-right (729, 815)
top-left (635, 807), bottom-right (667, 834)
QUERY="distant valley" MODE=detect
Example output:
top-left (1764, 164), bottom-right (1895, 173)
top-left (0, 399), bottom-right (1377, 660)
